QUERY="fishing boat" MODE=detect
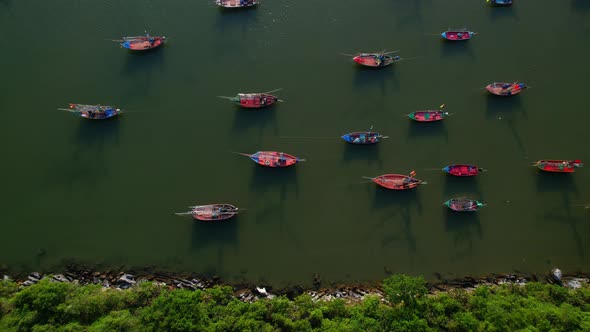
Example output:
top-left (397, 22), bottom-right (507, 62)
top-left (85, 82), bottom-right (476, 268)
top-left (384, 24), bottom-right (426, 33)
top-left (115, 33), bottom-right (166, 51)
top-left (363, 171), bottom-right (427, 190)
top-left (216, 0), bottom-right (258, 8)
top-left (341, 132), bottom-right (386, 144)
top-left (533, 160), bottom-right (583, 173)
top-left (408, 104), bottom-right (449, 122)
top-left (485, 82), bottom-right (527, 96)
top-left (443, 164), bottom-right (485, 177)
top-left (218, 89), bottom-right (282, 109)
top-left (445, 198), bottom-right (485, 212)
top-left (343, 50), bottom-right (401, 68)
top-left (60, 103), bottom-right (121, 120)
top-left (441, 28), bottom-right (477, 41)
top-left (487, 0), bottom-right (513, 6)
top-left (237, 151), bottom-right (305, 168)
top-left (175, 204), bottom-right (239, 221)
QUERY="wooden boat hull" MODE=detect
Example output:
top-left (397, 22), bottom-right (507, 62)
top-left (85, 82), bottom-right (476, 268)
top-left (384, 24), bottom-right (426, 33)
top-left (534, 160), bottom-right (583, 173)
top-left (486, 82), bottom-right (526, 96)
top-left (408, 110), bottom-right (448, 122)
top-left (235, 93), bottom-right (279, 108)
top-left (353, 54), bottom-right (399, 67)
top-left (371, 174), bottom-right (425, 190)
top-left (250, 151), bottom-right (302, 168)
top-left (443, 164), bottom-right (482, 177)
top-left (69, 104), bottom-right (121, 120)
top-left (192, 204), bottom-right (238, 221)
top-left (121, 37), bottom-right (165, 51)
top-left (489, 0), bottom-right (513, 6)
top-left (445, 198), bottom-right (484, 212)
top-left (341, 132), bottom-right (381, 144)
top-left (441, 31), bottom-right (475, 41)
top-left (216, 0), bottom-right (258, 8)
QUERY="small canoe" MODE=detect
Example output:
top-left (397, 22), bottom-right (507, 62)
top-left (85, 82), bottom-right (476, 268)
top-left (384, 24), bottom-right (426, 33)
top-left (534, 160), bottom-right (583, 173)
top-left (364, 172), bottom-right (427, 190)
top-left (487, 0), bottom-right (513, 6)
top-left (443, 164), bottom-right (485, 177)
top-left (238, 151), bottom-right (305, 168)
top-left (61, 103), bottom-right (121, 120)
top-left (176, 204), bottom-right (239, 221)
top-left (352, 53), bottom-right (401, 68)
top-left (486, 82), bottom-right (527, 96)
top-left (218, 89), bottom-right (282, 109)
top-left (341, 131), bottom-right (386, 144)
top-left (216, 0), bottom-right (258, 8)
top-left (119, 34), bottom-right (166, 51)
top-left (408, 110), bottom-right (449, 122)
top-left (441, 29), bottom-right (476, 41)
top-left (445, 198), bottom-right (485, 212)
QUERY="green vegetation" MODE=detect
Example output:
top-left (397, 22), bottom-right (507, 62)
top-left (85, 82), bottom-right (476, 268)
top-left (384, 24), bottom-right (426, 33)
top-left (1, 276), bottom-right (589, 331)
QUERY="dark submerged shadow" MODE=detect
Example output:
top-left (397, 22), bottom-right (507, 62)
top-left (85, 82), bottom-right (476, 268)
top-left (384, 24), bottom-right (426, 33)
top-left (485, 93), bottom-right (524, 117)
top-left (371, 187), bottom-right (421, 253)
top-left (190, 217), bottom-right (239, 251)
top-left (443, 208), bottom-right (484, 259)
top-left (248, 164), bottom-right (300, 199)
top-left (406, 121), bottom-right (448, 141)
top-left (444, 175), bottom-right (483, 197)
top-left (341, 143), bottom-right (383, 166)
top-left (352, 65), bottom-right (400, 94)
top-left (74, 116), bottom-right (122, 151)
top-left (535, 171), bottom-right (579, 195)
top-left (440, 40), bottom-right (475, 59)
top-left (488, 6), bottom-right (518, 21)
top-left (538, 206), bottom-right (586, 258)
top-left (572, 0), bottom-right (590, 11)
top-left (214, 6), bottom-right (259, 34)
top-left (121, 47), bottom-right (166, 76)
top-left (231, 108), bottom-right (278, 135)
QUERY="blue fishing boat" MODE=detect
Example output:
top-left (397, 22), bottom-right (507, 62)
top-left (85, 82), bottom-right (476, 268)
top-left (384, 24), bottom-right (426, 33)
top-left (487, 0), bottom-right (513, 6)
top-left (60, 103), bottom-right (121, 120)
top-left (341, 132), bottom-right (386, 144)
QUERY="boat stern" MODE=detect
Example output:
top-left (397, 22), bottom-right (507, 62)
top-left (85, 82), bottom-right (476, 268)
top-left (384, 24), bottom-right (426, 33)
top-left (442, 166), bottom-right (451, 174)
top-left (341, 134), bottom-right (352, 143)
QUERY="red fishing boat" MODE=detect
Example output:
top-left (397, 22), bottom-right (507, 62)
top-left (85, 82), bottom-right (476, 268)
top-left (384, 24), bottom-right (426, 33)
top-left (363, 171), bottom-right (427, 190)
top-left (175, 204), bottom-right (239, 221)
top-left (342, 50), bottom-right (401, 68)
top-left (218, 88), bottom-right (282, 109)
top-left (216, 0), bottom-right (258, 8)
top-left (534, 160), bottom-right (583, 173)
top-left (237, 151), bottom-right (305, 168)
top-left (443, 164), bottom-right (486, 177)
top-left (408, 104), bottom-right (449, 122)
top-left (486, 82), bottom-right (527, 96)
top-left (115, 33), bottom-right (166, 51)
top-left (441, 28), bottom-right (477, 41)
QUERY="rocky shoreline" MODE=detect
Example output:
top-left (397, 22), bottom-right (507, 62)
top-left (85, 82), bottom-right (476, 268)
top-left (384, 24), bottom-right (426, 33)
top-left (2, 265), bottom-right (589, 303)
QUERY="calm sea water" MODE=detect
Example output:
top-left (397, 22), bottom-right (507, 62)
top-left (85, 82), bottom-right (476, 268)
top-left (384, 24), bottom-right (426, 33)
top-left (1, 0), bottom-right (589, 287)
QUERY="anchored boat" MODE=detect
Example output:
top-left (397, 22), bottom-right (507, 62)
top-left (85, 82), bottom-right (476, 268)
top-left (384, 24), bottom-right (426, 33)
top-left (218, 89), bottom-right (282, 108)
top-left (441, 28), bottom-right (477, 41)
top-left (445, 198), bottom-right (485, 212)
top-left (216, 0), bottom-right (258, 8)
top-left (115, 33), bottom-right (166, 51)
top-left (60, 103), bottom-right (121, 120)
top-left (364, 171), bottom-right (427, 190)
top-left (486, 82), bottom-right (527, 96)
top-left (534, 160), bottom-right (583, 173)
top-left (487, 0), bottom-right (513, 6)
top-left (175, 204), bottom-right (239, 221)
top-left (237, 151), bottom-right (305, 168)
top-left (343, 50), bottom-right (401, 68)
top-left (342, 127), bottom-right (388, 144)
top-left (408, 104), bottom-right (449, 122)
top-left (443, 164), bottom-right (486, 177)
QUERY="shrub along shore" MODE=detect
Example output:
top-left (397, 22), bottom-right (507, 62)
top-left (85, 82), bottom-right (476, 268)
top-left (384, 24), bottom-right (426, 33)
top-left (1, 269), bottom-right (590, 331)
